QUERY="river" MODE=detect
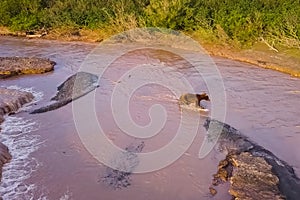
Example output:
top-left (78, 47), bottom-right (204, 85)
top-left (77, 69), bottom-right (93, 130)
top-left (0, 36), bottom-right (300, 200)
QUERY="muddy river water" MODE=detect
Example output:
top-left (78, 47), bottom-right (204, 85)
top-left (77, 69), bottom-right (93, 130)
top-left (0, 36), bottom-right (300, 200)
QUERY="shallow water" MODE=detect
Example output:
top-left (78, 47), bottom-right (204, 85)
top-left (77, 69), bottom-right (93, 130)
top-left (0, 36), bottom-right (300, 199)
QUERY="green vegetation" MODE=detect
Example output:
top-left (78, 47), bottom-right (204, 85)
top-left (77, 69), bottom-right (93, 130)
top-left (0, 0), bottom-right (299, 47)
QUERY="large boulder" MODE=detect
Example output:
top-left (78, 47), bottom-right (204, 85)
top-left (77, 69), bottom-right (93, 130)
top-left (229, 152), bottom-right (284, 200)
top-left (0, 88), bottom-right (34, 116)
top-left (205, 118), bottom-right (300, 200)
top-left (0, 57), bottom-right (55, 78)
top-left (31, 72), bottom-right (99, 114)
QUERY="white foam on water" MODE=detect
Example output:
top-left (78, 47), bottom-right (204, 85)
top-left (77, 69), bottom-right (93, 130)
top-left (0, 87), bottom-right (45, 199)
top-left (5, 85), bottom-right (44, 108)
top-left (0, 117), bottom-right (44, 199)
top-left (59, 189), bottom-right (73, 200)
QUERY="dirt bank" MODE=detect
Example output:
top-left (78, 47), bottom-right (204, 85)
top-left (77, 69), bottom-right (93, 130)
top-left (1, 27), bottom-right (299, 78)
top-left (204, 43), bottom-right (300, 77)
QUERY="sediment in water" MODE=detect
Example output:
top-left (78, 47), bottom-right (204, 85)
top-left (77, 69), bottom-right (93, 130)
top-left (205, 118), bottom-right (300, 200)
top-left (0, 57), bottom-right (55, 78)
top-left (0, 88), bottom-right (34, 180)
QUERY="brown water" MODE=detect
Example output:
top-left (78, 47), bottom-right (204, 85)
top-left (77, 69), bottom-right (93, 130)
top-left (0, 36), bottom-right (300, 200)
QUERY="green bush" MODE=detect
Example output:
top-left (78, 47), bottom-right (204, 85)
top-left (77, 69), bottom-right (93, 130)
top-left (0, 0), bottom-right (299, 47)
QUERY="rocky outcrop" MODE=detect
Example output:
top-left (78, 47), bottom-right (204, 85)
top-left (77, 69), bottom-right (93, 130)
top-left (30, 72), bottom-right (99, 114)
top-left (229, 152), bottom-right (284, 200)
top-left (205, 118), bottom-right (300, 200)
top-left (0, 88), bottom-right (34, 180)
top-left (0, 88), bottom-right (34, 117)
top-left (102, 142), bottom-right (145, 189)
top-left (0, 57), bottom-right (55, 78)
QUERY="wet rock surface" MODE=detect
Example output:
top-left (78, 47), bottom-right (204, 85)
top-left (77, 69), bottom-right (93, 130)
top-left (229, 152), bottom-right (284, 200)
top-left (102, 142), bottom-right (145, 189)
top-left (0, 88), bottom-right (34, 180)
top-left (0, 57), bottom-right (55, 78)
top-left (0, 88), bottom-right (34, 116)
top-left (31, 72), bottom-right (98, 114)
top-left (0, 142), bottom-right (10, 180)
top-left (205, 118), bottom-right (300, 200)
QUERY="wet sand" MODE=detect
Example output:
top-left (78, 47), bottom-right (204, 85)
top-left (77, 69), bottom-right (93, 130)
top-left (0, 37), bottom-right (300, 199)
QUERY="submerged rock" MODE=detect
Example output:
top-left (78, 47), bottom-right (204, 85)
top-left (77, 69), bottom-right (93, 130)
top-left (102, 142), bottom-right (145, 189)
top-left (0, 88), bottom-right (34, 181)
top-left (205, 118), bottom-right (300, 200)
top-left (0, 57), bottom-right (55, 78)
top-left (31, 72), bottom-right (99, 114)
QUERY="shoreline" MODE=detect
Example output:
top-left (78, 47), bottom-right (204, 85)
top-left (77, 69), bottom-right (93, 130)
top-left (1, 27), bottom-right (299, 78)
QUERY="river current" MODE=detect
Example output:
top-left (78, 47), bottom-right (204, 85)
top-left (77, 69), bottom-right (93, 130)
top-left (0, 36), bottom-right (300, 200)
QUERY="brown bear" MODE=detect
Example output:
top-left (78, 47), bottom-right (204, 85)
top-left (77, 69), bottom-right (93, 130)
top-left (179, 93), bottom-right (210, 109)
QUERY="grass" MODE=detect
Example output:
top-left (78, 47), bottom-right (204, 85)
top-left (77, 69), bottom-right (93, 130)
top-left (0, 0), bottom-right (299, 47)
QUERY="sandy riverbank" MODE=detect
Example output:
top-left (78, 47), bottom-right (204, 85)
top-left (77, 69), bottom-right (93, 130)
top-left (1, 26), bottom-right (299, 78)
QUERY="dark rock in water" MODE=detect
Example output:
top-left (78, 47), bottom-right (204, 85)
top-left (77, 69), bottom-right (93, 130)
top-left (102, 142), bottom-right (145, 189)
top-left (204, 118), bottom-right (254, 155)
top-left (209, 186), bottom-right (217, 196)
top-left (0, 57), bottom-right (55, 78)
top-left (0, 142), bottom-right (11, 180)
top-left (0, 88), bottom-right (34, 118)
top-left (205, 118), bottom-right (300, 200)
top-left (0, 88), bottom-right (34, 181)
top-left (30, 72), bottom-right (99, 114)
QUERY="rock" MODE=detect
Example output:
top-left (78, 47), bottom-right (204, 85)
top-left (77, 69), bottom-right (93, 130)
top-left (0, 142), bottom-right (11, 180)
top-left (30, 72), bottom-right (99, 114)
top-left (0, 57), bottom-right (55, 78)
top-left (102, 142), bottom-right (145, 189)
top-left (229, 152), bottom-right (284, 200)
top-left (205, 118), bottom-right (300, 200)
top-left (0, 88), bottom-right (34, 116)
top-left (204, 118), bottom-right (255, 155)
top-left (209, 186), bottom-right (217, 196)
top-left (0, 88), bottom-right (34, 182)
